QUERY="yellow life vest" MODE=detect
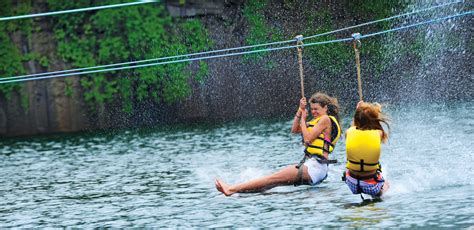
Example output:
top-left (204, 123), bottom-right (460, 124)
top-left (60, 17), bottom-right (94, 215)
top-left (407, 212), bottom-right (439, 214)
top-left (304, 115), bottom-right (341, 157)
top-left (345, 126), bottom-right (381, 172)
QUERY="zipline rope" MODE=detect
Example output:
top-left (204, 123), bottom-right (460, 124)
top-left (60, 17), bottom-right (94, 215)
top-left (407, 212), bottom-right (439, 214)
top-left (0, 1), bottom-right (465, 82)
top-left (0, 10), bottom-right (472, 84)
top-left (295, 35), bottom-right (305, 98)
top-left (351, 33), bottom-right (364, 101)
top-left (0, 1), bottom-right (158, 21)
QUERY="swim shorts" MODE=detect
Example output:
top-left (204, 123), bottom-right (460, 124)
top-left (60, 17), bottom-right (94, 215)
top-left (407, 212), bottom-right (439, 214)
top-left (304, 158), bottom-right (328, 185)
top-left (345, 170), bottom-right (385, 196)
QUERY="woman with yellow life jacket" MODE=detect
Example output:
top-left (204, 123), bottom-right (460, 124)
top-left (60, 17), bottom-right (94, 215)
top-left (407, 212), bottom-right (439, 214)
top-left (215, 92), bottom-right (341, 196)
top-left (343, 101), bottom-right (390, 197)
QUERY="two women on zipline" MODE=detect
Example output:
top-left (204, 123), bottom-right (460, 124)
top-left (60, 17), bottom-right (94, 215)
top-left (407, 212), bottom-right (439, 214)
top-left (215, 34), bottom-right (389, 198)
top-left (215, 93), bottom-right (390, 198)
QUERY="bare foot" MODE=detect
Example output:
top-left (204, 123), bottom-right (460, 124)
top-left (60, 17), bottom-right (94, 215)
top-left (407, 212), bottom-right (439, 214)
top-left (215, 179), bottom-right (234, 196)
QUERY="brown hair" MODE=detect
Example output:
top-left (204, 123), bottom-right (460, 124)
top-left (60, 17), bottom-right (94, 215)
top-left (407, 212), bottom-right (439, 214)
top-left (309, 92), bottom-right (340, 124)
top-left (354, 102), bottom-right (390, 143)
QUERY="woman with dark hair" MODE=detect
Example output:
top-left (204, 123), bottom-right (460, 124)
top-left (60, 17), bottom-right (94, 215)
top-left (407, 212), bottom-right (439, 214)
top-left (343, 101), bottom-right (390, 197)
top-left (215, 92), bottom-right (342, 196)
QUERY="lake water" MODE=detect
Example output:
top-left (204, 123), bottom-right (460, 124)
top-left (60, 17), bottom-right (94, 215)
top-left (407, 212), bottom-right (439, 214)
top-left (0, 102), bottom-right (473, 228)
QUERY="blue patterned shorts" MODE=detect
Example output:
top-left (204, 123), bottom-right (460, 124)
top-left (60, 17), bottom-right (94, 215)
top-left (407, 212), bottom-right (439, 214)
top-left (345, 170), bottom-right (385, 196)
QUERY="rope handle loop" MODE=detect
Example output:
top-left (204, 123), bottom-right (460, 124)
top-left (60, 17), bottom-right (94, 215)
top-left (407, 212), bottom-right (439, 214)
top-left (351, 32), bottom-right (362, 49)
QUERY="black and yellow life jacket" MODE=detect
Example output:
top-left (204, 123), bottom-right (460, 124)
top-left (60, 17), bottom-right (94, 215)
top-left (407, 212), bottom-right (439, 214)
top-left (345, 126), bottom-right (381, 172)
top-left (304, 115), bottom-right (341, 157)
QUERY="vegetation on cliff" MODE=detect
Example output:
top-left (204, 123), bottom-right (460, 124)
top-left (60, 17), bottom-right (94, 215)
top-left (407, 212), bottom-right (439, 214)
top-left (1, 0), bottom-right (211, 114)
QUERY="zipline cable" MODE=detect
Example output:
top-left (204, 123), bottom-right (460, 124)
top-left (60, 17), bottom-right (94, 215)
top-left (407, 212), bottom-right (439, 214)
top-left (0, 0), bottom-right (465, 82)
top-left (304, 0), bottom-right (465, 40)
top-left (0, 10), bottom-right (472, 84)
top-left (359, 10), bottom-right (473, 39)
top-left (1, 39), bottom-right (296, 82)
top-left (0, 38), bottom-right (353, 84)
top-left (0, 1), bottom-right (158, 21)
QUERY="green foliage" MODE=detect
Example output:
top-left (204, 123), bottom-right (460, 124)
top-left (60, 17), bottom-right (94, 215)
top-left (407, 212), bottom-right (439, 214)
top-left (345, 0), bottom-right (404, 31)
top-left (196, 61), bottom-right (209, 83)
top-left (344, 0), bottom-right (407, 77)
top-left (242, 0), bottom-right (283, 62)
top-left (45, 0), bottom-right (211, 113)
top-left (0, 1), bottom-right (32, 100)
top-left (303, 7), bottom-right (352, 74)
top-left (64, 78), bottom-right (74, 97)
top-left (0, 30), bottom-right (24, 99)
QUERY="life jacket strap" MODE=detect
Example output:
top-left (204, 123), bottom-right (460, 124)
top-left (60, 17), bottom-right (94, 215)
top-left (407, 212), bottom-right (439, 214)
top-left (317, 136), bottom-right (335, 148)
top-left (348, 159), bottom-right (379, 172)
top-left (348, 170), bottom-right (379, 181)
top-left (306, 145), bottom-right (332, 154)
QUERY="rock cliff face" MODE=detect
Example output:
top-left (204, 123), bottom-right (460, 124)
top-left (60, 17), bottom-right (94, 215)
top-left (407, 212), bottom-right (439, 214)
top-left (0, 1), bottom-right (89, 136)
top-left (0, 0), bottom-right (472, 137)
top-left (0, 0), bottom-right (91, 136)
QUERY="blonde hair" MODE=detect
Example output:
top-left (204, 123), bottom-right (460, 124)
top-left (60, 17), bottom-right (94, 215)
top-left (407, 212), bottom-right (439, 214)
top-left (354, 102), bottom-right (390, 143)
top-left (309, 92), bottom-right (340, 123)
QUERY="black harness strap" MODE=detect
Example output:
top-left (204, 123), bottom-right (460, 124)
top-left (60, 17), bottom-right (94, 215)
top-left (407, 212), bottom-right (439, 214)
top-left (357, 179), bottom-right (362, 194)
top-left (295, 163), bottom-right (306, 186)
top-left (294, 157), bottom-right (308, 186)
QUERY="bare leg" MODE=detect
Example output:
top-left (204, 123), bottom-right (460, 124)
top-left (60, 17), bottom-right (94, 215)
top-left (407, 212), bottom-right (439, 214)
top-left (215, 164), bottom-right (311, 196)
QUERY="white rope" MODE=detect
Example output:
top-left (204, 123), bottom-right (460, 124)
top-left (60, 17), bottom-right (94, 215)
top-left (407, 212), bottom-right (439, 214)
top-left (0, 1), bottom-right (158, 21)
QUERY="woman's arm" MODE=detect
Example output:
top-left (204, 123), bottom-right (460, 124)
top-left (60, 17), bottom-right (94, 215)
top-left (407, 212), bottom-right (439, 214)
top-left (299, 113), bottom-right (330, 145)
top-left (291, 98), bottom-right (307, 133)
top-left (350, 100), bottom-right (364, 127)
top-left (291, 108), bottom-right (303, 133)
